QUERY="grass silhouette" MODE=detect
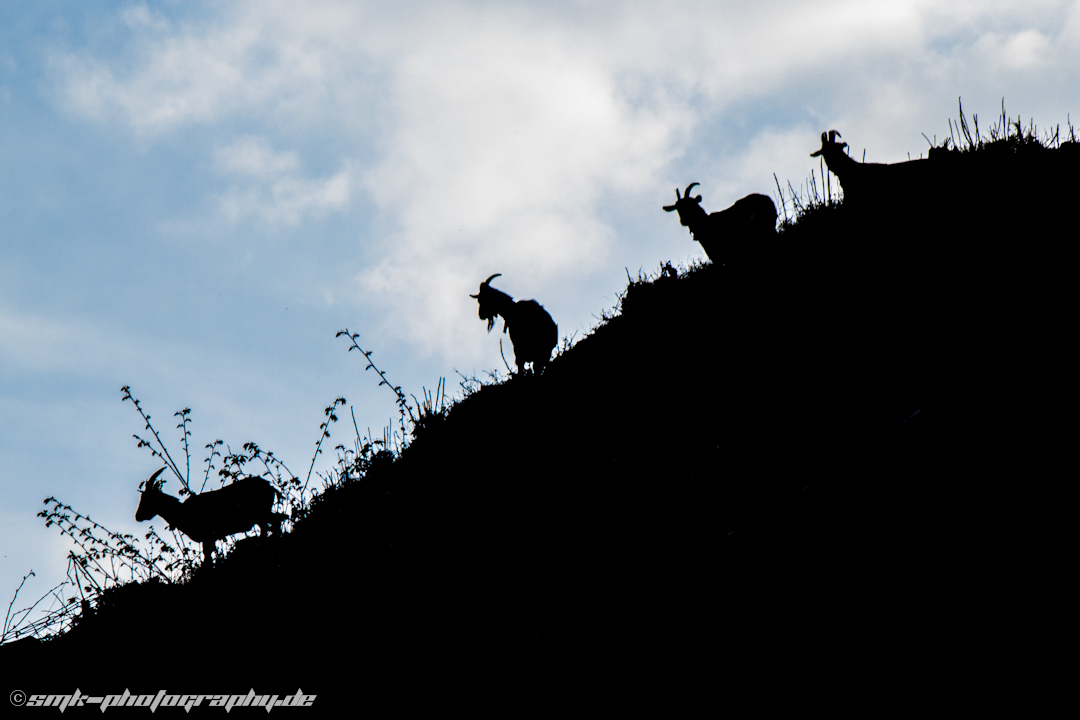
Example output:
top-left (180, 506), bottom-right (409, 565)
top-left (3, 108), bottom-right (1075, 707)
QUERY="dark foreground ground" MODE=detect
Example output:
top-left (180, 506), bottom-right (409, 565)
top-left (3, 145), bottom-right (1073, 710)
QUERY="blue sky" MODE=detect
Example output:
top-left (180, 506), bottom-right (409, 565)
top-left (3, 0), bottom-right (1078, 630)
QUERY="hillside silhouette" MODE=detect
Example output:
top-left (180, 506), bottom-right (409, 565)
top-left (4, 120), bottom-right (1075, 707)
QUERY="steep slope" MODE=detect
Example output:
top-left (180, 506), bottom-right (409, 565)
top-left (4, 134), bottom-right (1074, 706)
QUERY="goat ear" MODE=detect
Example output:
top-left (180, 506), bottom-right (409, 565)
top-left (662, 204), bottom-right (677, 212)
top-left (692, 195), bottom-right (702, 203)
top-left (470, 293), bottom-right (479, 298)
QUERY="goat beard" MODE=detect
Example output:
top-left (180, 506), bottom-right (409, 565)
top-left (486, 318), bottom-right (495, 332)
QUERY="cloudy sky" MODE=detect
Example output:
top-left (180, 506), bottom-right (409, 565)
top-left (2, 0), bottom-right (1077, 627)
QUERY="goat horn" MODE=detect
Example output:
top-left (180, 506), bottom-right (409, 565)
top-left (684, 183), bottom-right (700, 197)
top-left (828, 130), bottom-right (841, 142)
top-left (482, 273), bottom-right (501, 287)
top-left (142, 466), bottom-right (167, 491)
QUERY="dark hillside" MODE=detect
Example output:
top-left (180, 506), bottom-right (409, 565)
top-left (4, 130), bottom-right (1075, 706)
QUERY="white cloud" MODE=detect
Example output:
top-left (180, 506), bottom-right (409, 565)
top-left (122, 3), bottom-right (170, 32)
top-left (49, 2), bottom-right (352, 135)
top-left (974, 29), bottom-right (1052, 69)
top-left (340, 8), bottom-right (701, 357)
top-left (52, 40), bottom-right (249, 133)
top-left (0, 307), bottom-right (95, 376)
top-left (214, 136), bottom-right (300, 178)
top-left (214, 136), bottom-right (352, 226)
top-left (43, 0), bottom-right (1080, 361)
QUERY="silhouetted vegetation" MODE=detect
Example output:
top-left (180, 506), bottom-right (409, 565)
top-left (3, 106), bottom-right (1074, 705)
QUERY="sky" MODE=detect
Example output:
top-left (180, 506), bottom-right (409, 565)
top-left (2, 0), bottom-right (1078, 632)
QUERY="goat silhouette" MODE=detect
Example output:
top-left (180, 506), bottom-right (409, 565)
top-left (471, 273), bottom-right (558, 375)
top-left (663, 183), bottom-right (777, 265)
top-left (810, 129), bottom-right (977, 209)
top-left (135, 468), bottom-right (284, 564)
